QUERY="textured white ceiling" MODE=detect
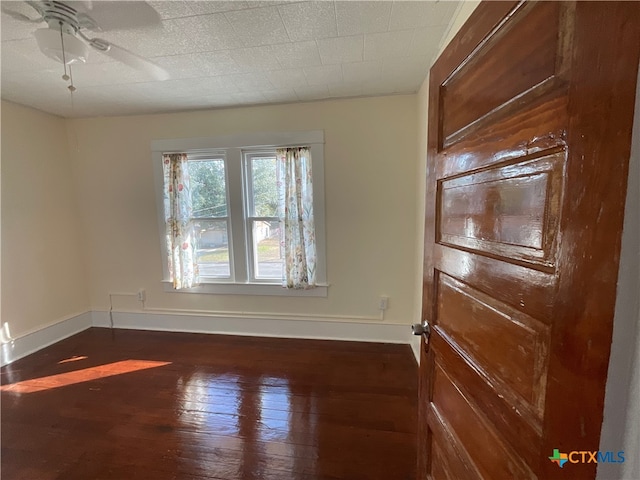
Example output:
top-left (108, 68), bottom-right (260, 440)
top-left (1, 0), bottom-right (458, 118)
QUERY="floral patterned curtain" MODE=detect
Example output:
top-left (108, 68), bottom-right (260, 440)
top-left (276, 147), bottom-right (317, 289)
top-left (163, 153), bottom-right (199, 289)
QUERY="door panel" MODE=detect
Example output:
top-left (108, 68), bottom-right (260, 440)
top-left (430, 363), bottom-right (536, 479)
top-left (438, 151), bottom-right (564, 268)
top-left (435, 272), bottom-right (550, 416)
top-left (440, 1), bottom-right (562, 146)
top-left (433, 244), bottom-right (555, 321)
top-left (430, 331), bottom-right (542, 468)
top-left (419, 2), bottom-right (640, 479)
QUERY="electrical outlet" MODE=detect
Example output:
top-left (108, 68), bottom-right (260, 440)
top-left (137, 289), bottom-right (146, 302)
top-left (379, 296), bottom-right (389, 311)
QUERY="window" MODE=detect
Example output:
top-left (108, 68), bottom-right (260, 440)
top-left (190, 155), bottom-right (231, 279)
top-left (152, 131), bottom-right (327, 297)
top-left (244, 152), bottom-right (281, 281)
top-left (186, 150), bottom-right (283, 283)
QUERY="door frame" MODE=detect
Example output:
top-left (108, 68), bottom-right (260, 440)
top-left (597, 67), bottom-right (640, 479)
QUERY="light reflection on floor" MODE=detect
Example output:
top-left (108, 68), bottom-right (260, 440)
top-left (259, 377), bottom-right (291, 441)
top-left (58, 355), bottom-right (89, 364)
top-left (178, 373), bottom-right (321, 477)
top-left (179, 372), bottom-right (241, 436)
top-left (0, 360), bottom-right (171, 394)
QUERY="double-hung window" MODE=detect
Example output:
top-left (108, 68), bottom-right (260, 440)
top-left (152, 131), bottom-right (327, 297)
top-left (189, 153), bottom-right (231, 279)
top-left (244, 152), bottom-right (281, 281)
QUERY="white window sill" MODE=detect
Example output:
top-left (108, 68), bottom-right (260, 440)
top-left (162, 281), bottom-right (328, 297)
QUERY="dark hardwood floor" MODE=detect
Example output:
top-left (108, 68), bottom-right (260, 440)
top-left (1, 328), bottom-right (418, 479)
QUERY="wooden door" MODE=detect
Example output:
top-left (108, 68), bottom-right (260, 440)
top-left (419, 2), bottom-right (640, 479)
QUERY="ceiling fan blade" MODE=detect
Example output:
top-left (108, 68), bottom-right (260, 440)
top-left (69, 1), bottom-right (161, 31)
top-left (78, 0), bottom-right (93, 11)
top-left (1, 6), bottom-right (42, 23)
top-left (89, 39), bottom-right (170, 81)
top-left (25, 1), bottom-right (45, 17)
top-left (76, 12), bottom-right (101, 31)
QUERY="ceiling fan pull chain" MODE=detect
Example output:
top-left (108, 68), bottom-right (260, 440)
top-left (58, 20), bottom-right (76, 92)
top-left (68, 64), bottom-right (77, 93)
top-left (68, 66), bottom-right (77, 118)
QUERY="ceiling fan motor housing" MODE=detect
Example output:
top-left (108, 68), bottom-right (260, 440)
top-left (40, 1), bottom-right (81, 33)
top-left (34, 28), bottom-right (89, 64)
top-left (19, 1), bottom-right (168, 80)
top-left (32, 1), bottom-right (90, 64)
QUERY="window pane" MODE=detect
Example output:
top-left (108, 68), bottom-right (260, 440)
top-left (194, 220), bottom-right (230, 278)
top-left (190, 159), bottom-right (227, 218)
top-left (250, 157), bottom-right (278, 217)
top-left (252, 220), bottom-right (282, 279)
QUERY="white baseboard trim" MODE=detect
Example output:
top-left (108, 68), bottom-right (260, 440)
top-left (1, 310), bottom-right (414, 366)
top-left (91, 310), bottom-right (411, 344)
top-left (1, 312), bottom-right (92, 366)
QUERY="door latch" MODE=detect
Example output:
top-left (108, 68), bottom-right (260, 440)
top-left (411, 321), bottom-right (431, 336)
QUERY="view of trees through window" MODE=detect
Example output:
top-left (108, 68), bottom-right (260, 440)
top-left (251, 157), bottom-right (278, 217)
top-left (188, 156), bottom-right (282, 279)
top-left (190, 159), bottom-right (227, 218)
top-left (189, 159), bottom-right (230, 277)
top-left (248, 156), bottom-right (282, 279)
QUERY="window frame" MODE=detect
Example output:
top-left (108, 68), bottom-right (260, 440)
top-left (152, 131), bottom-right (327, 297)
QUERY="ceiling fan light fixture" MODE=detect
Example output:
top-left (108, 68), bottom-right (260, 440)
top-left (34, 28), bottom-right (88, 65)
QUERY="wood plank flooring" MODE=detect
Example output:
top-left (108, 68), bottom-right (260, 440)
top-left (1, 328), bottom-right (418, 480)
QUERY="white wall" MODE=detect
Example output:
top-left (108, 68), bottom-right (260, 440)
top-left (67, 95), bottom-right (419, 326)
top-left (1, 100), bottom-right (89, 339)
top-left (597, 66), bottom-right (640, 480)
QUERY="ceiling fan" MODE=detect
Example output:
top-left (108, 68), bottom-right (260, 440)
top-left (2, 1), bottom-right (170, 91)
